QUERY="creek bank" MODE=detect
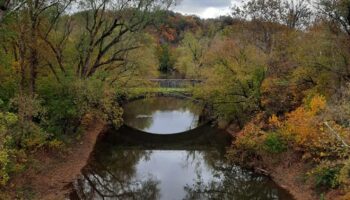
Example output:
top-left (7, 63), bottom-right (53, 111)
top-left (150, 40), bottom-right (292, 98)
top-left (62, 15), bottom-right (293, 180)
top-left (225, 122), bottom-right (345, 200)
top-left (4, 118), bottom-right (106, 200)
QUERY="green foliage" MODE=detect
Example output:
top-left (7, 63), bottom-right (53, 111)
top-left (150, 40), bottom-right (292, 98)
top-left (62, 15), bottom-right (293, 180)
top-left (314, 166), bottom-right (341, 189)
top-left (0, 148), bottom-right (10, 186)
top-left (38, 75), bottom-right (123, 136)
top-left (263, 132), bottom-right (286, 154)
top-left (0, 111), bottom-right (18, 186)
top-left (157, 44), bottom-right (176, 74)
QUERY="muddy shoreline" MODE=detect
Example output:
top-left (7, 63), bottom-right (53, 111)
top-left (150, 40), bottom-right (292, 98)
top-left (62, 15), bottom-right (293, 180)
top-left (4, 119), bottom-right (106, 200)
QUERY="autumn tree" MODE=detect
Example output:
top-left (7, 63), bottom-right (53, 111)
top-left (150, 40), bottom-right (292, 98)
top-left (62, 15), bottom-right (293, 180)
top-left (232, 0), bottom-right (312, 53)
top-left (176, 31), bottom-right (210, 78)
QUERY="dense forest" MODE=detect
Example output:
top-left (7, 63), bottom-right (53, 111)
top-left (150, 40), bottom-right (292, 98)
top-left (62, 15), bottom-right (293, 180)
top-left (0, 0), bottom-right (350, 199)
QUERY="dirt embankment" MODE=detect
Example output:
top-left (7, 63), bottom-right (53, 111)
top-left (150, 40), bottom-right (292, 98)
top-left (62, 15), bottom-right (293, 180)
top-left (226, 124), bottom-right (316, 200)
top-left (7, 119), bottom-right (106, 200)
top-left (226, 124), bottom-right (346, 200)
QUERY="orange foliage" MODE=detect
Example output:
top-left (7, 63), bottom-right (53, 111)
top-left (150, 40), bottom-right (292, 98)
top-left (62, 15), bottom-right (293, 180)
top-left (235, 122), bottom-right (264, 152)
top-left (283, 95), bottom-right (327, 148)
top-left (162, 27), bottom-right (177, 42)
top-left (269, 114), bottom-right (281, 128)
top-left (284, 107), bottom-right (322, 147)
top-left (309, 95), bottom-right (326, 114)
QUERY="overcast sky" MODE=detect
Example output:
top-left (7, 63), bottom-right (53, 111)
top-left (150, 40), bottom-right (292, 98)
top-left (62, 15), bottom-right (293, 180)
top-left (172, 0), bottom-right (243, 19)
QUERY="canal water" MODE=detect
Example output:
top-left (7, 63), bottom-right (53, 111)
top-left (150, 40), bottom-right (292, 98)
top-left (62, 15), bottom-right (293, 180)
top-left (68, 97), bottom-right (294, 200)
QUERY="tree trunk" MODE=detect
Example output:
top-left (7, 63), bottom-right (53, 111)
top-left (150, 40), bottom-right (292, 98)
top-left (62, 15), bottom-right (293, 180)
top-left (29, 11), bottom-right (38, 97)
top-left (0, 10), bottom-right (4, 22)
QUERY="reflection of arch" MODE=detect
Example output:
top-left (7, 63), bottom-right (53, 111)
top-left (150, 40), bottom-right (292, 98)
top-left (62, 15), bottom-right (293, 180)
top-left (69, 126), bottom-right (293, 200)
top-left (105, 125), bottom-right (231, 149)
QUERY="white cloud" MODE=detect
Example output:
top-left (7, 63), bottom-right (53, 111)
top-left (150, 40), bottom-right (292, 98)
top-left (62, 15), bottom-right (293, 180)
top-left (199, 7), bottom-right (231, 19)
top-left (172, 0), bottom-right (242, 19)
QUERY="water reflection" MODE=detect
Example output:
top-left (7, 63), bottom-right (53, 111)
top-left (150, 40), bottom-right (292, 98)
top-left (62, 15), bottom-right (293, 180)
top-left (123, 97), bottom-right (202, 134)
top-left (69, 128), bottom-right (293, 200)
top-left (184, 164), bottom-right (290, 200)
top-left (71, 149), bottom-right (160, 200)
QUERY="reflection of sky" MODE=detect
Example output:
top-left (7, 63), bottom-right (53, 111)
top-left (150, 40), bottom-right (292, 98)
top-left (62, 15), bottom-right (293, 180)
top-left (136, 151), bottom-right (213, 200)
top-left (124, 97), bottom-right (202, 134)
top-left (142, 110), bottom-right (199, 134)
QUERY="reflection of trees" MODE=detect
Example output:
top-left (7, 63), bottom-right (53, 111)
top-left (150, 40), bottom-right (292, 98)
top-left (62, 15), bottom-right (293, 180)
top-left (183, 151), bottom-right (289, 200)
top-left (70, 130), bottom-right (290, 200)
top-left (71, 149), bottom-right (160, 200)
top-left (123, 97), bottom-right (202, 130)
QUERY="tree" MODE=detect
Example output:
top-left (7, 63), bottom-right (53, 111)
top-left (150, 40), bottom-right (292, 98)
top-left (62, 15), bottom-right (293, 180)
top-left (0, 0), bottom-right (27, 23)
top-left (232, 0), bottom-right (312, 53)
top-left (74, 0), bottom-right (174, 79)
top-left (157, 43), bottom-right (175, 74)
top-left (318, 0), bottom-right (350, 36)
top-left (191, 36), bottom-right (267, 126)
top-left (176, 32), bottom-right (209, 78)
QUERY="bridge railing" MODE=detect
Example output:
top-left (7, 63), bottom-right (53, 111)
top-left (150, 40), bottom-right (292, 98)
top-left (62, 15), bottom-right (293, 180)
top-left (148, 79), bottom-right (202, 88)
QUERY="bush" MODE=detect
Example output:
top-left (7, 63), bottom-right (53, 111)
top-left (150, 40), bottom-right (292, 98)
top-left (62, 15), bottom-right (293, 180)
top-left (264, 132), bottom-right (286, 154)
top-left (0, 149), bottom-right (10, 186)
top-left (38, 76), bottom-right (123, 137)
top-left (0, 111), bottom-right (18, 186)
top-left (339, 159), bottom-right (350, 186)
top-left (313, 166), bottom-right (340, 189)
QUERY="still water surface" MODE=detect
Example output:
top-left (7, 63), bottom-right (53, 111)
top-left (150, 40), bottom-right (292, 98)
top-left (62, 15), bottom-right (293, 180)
top-left (69, 97), bottom-right (294, 200)
top-left (123, 97), bottom-right (202, 134)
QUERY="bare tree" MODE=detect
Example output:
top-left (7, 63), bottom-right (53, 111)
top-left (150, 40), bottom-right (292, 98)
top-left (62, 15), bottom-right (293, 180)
top-left (281, 0), bottom-right (312, 29)
top-left (317, 0), bottom-right (350, 36)
top-left (0, 0), bottom-right (28, 22)
top-left (75, 0), bottom-right (174, 79)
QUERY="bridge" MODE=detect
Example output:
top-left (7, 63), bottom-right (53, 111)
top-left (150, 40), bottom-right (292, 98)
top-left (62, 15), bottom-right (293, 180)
top-left (127, 78), bottom-right (203, 100)
top-left (148, 79), bottom-right (202, 88)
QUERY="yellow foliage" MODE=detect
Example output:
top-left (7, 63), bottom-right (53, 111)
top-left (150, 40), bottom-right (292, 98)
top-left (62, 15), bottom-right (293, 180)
top-left (282, 95), bottom-right (327, 148)
top-left (284, 107), bottom-right (320, 147)
top-left (48, 139), bottom-right (65, 150)
top-left (309, 95), bottom-right (326, 114)
top-left (269, 114), bottom-right (281, 128)
top-left (234, 122), bottom-right (265, 152)
top-left (81, 113), bottom-right (94, 129)
top-left (0, 150), bottom-right (10, 186)
top-left (11, 61), bottom-right (20, 72)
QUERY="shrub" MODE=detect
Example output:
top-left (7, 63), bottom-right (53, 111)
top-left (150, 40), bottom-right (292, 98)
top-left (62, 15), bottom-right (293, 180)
top-left (0, 111), bottom-right (18, 186)
top-left (38, 76), bottom-right (123, 137)
top-left (282, 95), bottom-right (328, 149)
top-left (264, 132), bottom-right (286, 154)
top-left (339, 158), bottom-right (350, 186)
top-left (0, 149), bottom-right (10, 186)
top-left (313, 166), bottom-right (340, 189)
